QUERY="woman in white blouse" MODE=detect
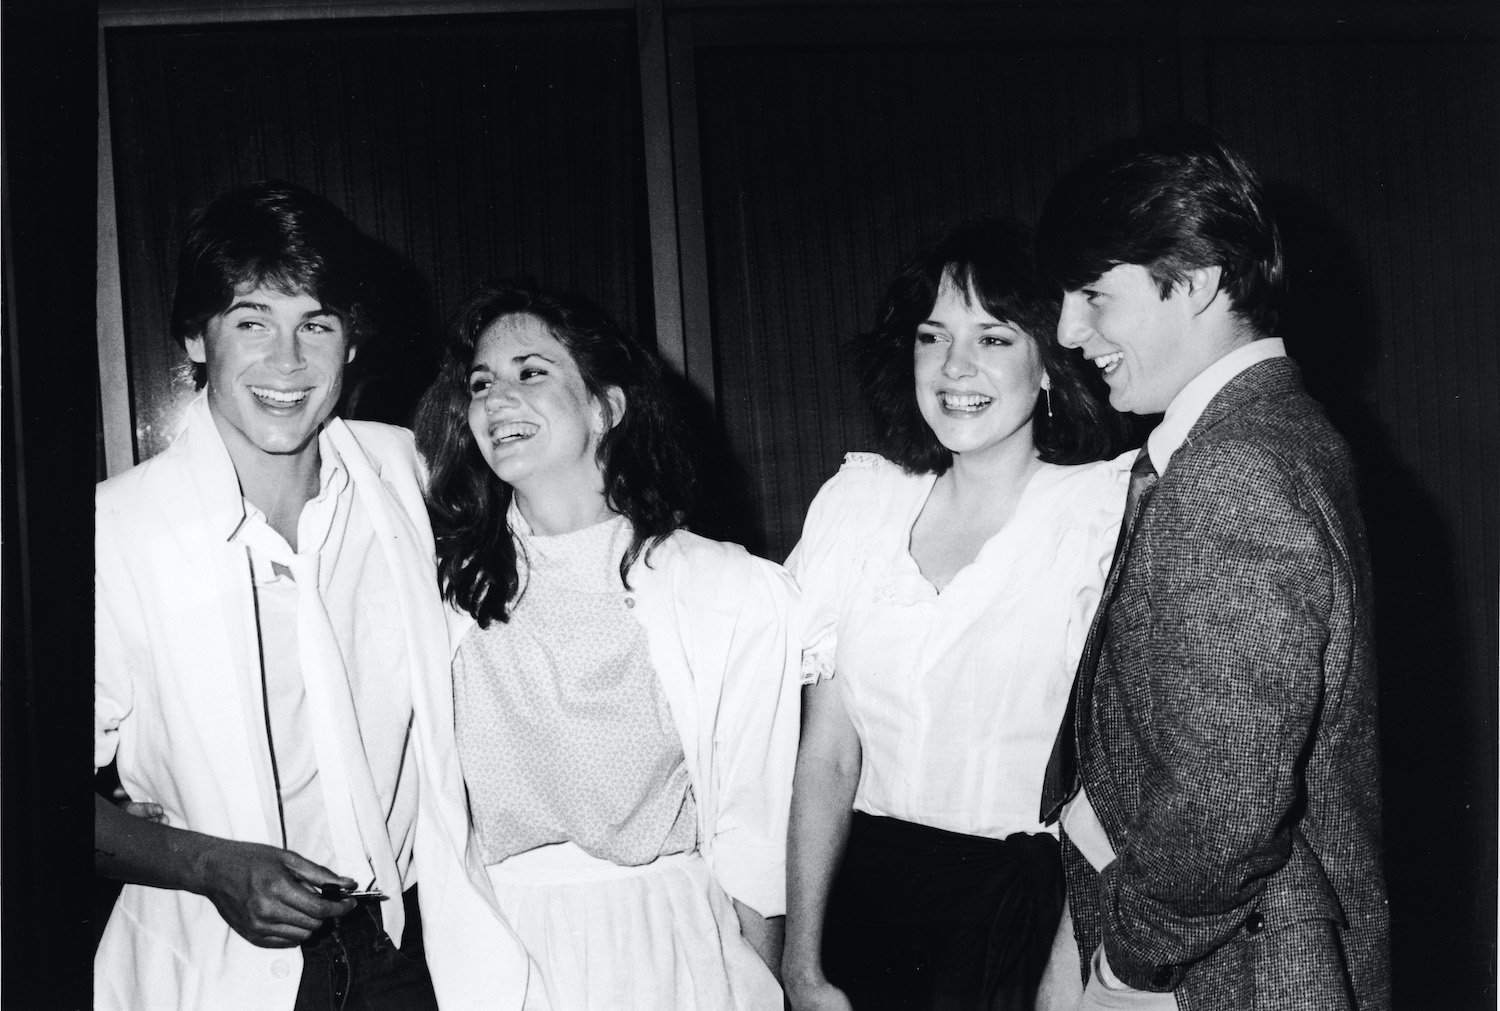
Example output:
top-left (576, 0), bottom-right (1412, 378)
top-left (413, 281), bottom-right (800, 1009)
top-left (783, 221), bottom-right (1129, 1010)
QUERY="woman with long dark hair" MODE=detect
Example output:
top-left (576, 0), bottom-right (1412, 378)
top-left (782, 221), bottom-right (1129, 1010)
top-left (413, 281), bottom-right (799, 1008)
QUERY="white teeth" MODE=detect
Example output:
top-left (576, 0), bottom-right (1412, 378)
top-left (1094, 352), bottom-right (1125, 374)
top-left (250, 386), bottom-right (309, 405)
top-left (940, 393), bottom-right (993, 412)
top-left (490, 421), bottom-right (539, 444)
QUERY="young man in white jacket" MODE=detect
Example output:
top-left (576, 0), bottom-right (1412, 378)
top-left (94, 182), bottom-right (535, 1010)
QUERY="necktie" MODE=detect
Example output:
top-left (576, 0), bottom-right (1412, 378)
top-left (288, 552), bottom-right (405, 944)
top-left (1039, 446), bottom-right (1158, 825)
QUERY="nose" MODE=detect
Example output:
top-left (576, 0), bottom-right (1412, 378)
top-left (942, 340), bottom-right (976, 379)
top-left (268, 329), bottom-right (306, 373)
top-left (483, 377), bottom-right (522, 409)
top-left (1057, 293), bottom-right (1092, 349)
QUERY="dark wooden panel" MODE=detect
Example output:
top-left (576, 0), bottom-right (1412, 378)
top-left (107, 11), bottom-right (646, 460)
top-left (1208, 36), bottom-right (1500, 1004)
top-left (697, 40), bottom-right (1149, 558)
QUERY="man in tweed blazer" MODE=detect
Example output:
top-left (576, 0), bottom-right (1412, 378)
top-left (1034, 126), bottom-right (1390, 1009)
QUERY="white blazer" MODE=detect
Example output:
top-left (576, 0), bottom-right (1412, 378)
top-left (433, 528), bottom-right (802, 921)
top-left (94, 398), bottom-right (536, 1010)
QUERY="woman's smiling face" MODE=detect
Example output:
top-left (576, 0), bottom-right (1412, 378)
top-left (912, 272), bottom-right (1045, 464)
top-left (466, 312), bottom-right (611, 492)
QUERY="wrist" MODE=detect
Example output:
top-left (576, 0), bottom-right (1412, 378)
top-left (782, 955), bottom-right (827, 990)
top-left (182, 832), bottom-right (228, 897)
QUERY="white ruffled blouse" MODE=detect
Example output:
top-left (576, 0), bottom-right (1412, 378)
top-left (786, 451), bottom-right (1131, 839)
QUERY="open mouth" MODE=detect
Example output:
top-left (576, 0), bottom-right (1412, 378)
top-left (939, 392), bottom-right (993, 413)
top-left (1093, 352), bottom-right (1125, 375)
top-left (489, 421), bottom-right (540, 445)
top-left (250, 386), bottom-right (310, 408)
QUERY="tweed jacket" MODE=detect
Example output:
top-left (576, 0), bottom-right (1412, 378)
top-left (1065, 357), bottom-right (1390, 1010)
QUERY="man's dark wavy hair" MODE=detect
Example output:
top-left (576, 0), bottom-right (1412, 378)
top-left (858, 219), bottom-right (1124, 474)
top-left (1035, 122), bottom-right (1285, 335)
top-left (170, 180), bottom-right (370, 387)
top-left (415, 281), bottom-right (696, 628)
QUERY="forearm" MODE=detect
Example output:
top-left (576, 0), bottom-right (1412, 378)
top-left (96, 794), bottom-right (354, 947)
top-left (95, 793), bottom-right (215, 895)
top-left (733, 899), bottom-right (785, 979)
top-left (783, 752), bottom-right (859, 986)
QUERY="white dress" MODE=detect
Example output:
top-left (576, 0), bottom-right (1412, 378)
top-left (787, 451), bottom-right (1131, 840)
top-left (453, 511), bottom-right (785, 1010)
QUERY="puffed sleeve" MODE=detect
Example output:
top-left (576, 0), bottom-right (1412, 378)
top-left (708, 554), bottom-right (802, 916)
top-left (783, 453), bottom-right (883, 685)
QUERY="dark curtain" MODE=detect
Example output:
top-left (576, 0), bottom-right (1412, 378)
top-left (698, 39), bottom-right (1152, 559)
top-left (107, 11), bottom-right (649, 462)
top-left (1211, 36), bottom-right (1500, 1001)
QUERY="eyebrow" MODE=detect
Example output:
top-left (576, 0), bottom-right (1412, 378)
top-left (226, 299), bottom-right (271, 314)
top-left (224, 299), bottom-right (339, 321)
top-left (467, 352), bottom-right (558, 374)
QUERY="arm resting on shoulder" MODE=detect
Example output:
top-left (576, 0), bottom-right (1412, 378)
top-left (782, 676), bottom-right (861, 1011)
top-left (95, 793), bottom-right (356, 947)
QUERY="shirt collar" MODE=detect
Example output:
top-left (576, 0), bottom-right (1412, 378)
top-left (173, 390), bottom-right (346, 544)
top-left (1147, 337), bottom-right (1286, 474)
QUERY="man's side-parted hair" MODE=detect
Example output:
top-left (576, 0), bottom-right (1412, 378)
top-left (858, 219), bottom-right (1125, 475)
top-left (1035, 123), bottom-right (1285, 336)
top-left (170, 180), bottom-right (371, 387)
top-left (414, 281), bottom-right (696, 629)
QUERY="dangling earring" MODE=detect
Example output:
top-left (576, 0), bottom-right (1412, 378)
top-left (1043, 385), bottom-right (1053, 419)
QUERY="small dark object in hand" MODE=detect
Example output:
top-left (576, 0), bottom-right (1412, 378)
top-left (319, 883), bottom-right (387, 901)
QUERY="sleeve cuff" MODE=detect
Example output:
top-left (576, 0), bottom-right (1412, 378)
top-left (708, 838), bottom-right (785, 917)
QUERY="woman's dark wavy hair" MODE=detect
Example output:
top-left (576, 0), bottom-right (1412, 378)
top-left (171, 180), bottom-right (371, 388)
top-left (858, 219), bottom-right (1124, 474)
top-left (415, 281), bottom-right (696, 628)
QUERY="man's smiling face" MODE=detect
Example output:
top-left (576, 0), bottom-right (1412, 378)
top-left (186, 284), bottom-right (353, 467)
top-left (1057, 263), bottom-right (1200, 416)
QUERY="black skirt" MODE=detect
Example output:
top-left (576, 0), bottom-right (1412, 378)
top-left (822, 812), bottom-right (1064, 1010)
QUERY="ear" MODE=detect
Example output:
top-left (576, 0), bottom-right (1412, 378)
top-left (346, 342), bottom-right (358, 365)
top-left (1183, 265), bottom-right (1225, 316)
top-left (1040, 370), bottom-right (1052, 392)
top-left (185, 334), bottom-right (207, 364)
top-left (597, 385), bottom-right (627, 433)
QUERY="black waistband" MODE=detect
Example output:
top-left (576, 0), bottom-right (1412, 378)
top-left (847, 811), bottom-right (1059, 866)
top-left (303, 884), bottom-right (421, 951)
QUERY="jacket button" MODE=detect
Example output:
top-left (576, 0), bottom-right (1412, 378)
top-left (1151, 966), bottom-right (1174, 988)
top-left (1245, 911), bottom-right (1265, 935)
top-left (271, 959), bottom-right (291, 978)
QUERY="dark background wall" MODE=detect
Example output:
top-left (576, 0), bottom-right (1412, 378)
top-left (4, 1), bottom-right (1495, 1007)
top-left (106, 11), bottom-right (650, 460)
